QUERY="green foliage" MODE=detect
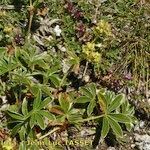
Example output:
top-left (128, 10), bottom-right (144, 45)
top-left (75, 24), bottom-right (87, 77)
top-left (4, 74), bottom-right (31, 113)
top-left (0, 51), bottom-right (18, 76)
top-left (56, 93), bottom-right (84, 124)
top-left (7, 89), bottom-right (55, 140)
top-left (76, 83), bottom-right (96, 116)
top-left (76, 83), bottom-right (136, 138)
top-left (98, 90), bottom-right (136, 138)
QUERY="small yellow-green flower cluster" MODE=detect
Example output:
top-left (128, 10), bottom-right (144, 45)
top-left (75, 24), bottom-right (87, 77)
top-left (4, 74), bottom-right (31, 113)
top-left (82, 42), bottom-right (101, 63)
top-left (3, 25), bottom-right (13, 34)
top-left (95, 20), bottom-right (111, 36)
top-left (1, 138), bottom-right (15, 150)
top-left (0, 11), bottom-right (6, 16)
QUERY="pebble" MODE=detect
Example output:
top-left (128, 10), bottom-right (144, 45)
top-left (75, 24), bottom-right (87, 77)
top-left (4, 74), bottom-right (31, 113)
top-left (134, 134), bottom-right (150, 150)
top-left (100, 0), bottom-right (108, 3)
top-left (81, 130), bottom-right (87, 137)
top-left (83, 75), bottom-right (90, 82)
top-left (139, 121), bottom-right (145, 128)
top-left (148, 99), bottom-right (150, 105)
top-left (131, 144), bottom-right (135, 148)
top-left (54, 25), bottom-right (61, 37)
top-left (1, 96), bottom-right (7, 104)
top-left (61, 47), bottom-right (66, 52)
top-left (134, 124), bottom-right (140, 131)
top-left (62, 59), bottom-right (71, 73)
top-left (107, 147), bottom-right (116, 150)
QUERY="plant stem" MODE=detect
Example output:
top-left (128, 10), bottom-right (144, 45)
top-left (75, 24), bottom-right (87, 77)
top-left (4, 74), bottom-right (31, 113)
top-left (59, 66), bottom-right (73, 88)
top-left (146, 64), bottom-right (149, 100)
top-left (0, 5), bottom-right (26, 10)
top-left (78, 114), bottom-right (104, 122)
top-left (82, 61), bottom-right (88, 77)
top-left (27, 0), bottom-right (34, 37)
top-left (39, 127), bottom-right (60, 140)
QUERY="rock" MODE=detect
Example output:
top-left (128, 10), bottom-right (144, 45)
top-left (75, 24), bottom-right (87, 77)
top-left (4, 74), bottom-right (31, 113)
top-left (0, 96), bottom-right (9, 111)
top-left (54, 25), bottom-right (61, 37)
top-left (1, 96), bottom-right (7, 103)
top-left (139, 121), bottom-right (145, 128)
top-left (80, 130), bottom-right (87, 137)
top-left (134, 134), bottom-right (150, 150)
top-left (107, 147), bottom-right (116, 150)
top-left (130, 136), bottom-right (132, 140)
top-left (134, 124), bottom-right (140, 131)
top-left (62, 59), bottom-right (71, 73)
top-left (148, 99), bottom-right (150, 105)
top-left (100, 0), bottom-right (108, 3)
top-left (131, 144), bottom-right (135, 148)
top-left (83, 75), bottom-right (90, 83)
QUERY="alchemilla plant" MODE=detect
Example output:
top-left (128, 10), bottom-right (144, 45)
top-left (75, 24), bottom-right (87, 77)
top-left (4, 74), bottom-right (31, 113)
top-left (0, 0), bottom-right (149, 149)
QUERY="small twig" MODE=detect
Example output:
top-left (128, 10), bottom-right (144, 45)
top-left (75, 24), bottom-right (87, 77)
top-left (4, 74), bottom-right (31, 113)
top-left (39, 127), bottom-right (60, 140)
top-left (82, 61), bottom-right (88, 77)
top-left (92, 2), bottom-right (101, 23)
top-left (27, 14), bottom-right (33, 37)
top-left (146, 65), bottom-right (149, 100)
top-left (0, 5), bottom-right (26, 10)
top-left (78, 114), bottom-right (104, 122)
top-left (59, 66), bottom-right (73, 88)
top-left (27, 0), bottom-right (34, 37)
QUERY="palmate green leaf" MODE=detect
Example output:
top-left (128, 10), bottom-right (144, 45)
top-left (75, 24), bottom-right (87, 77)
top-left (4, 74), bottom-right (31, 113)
top-left (7, 111), bottom-right (25, 121)
top-left (105, 91), bottom-right (115, 105)
top-left (30, 85), bottom-right (40, 96)
top-left (125, 123), bottom-right (132, 132)
top-left (108, 116), bottom-right (123, 137)
top-left (22, 98), bottom-right (28, 116)
top-left (59, 93), bottom-right (72, 113)
top-left (35, 113), bottom-right (45, 130)
top-left (7, 104), bottom-right (19, 113)
top-left (19, 125), bottom-right (26, 141)
top-left (19, 141), bottom-right (27, 150)
top-left (31, 84), bottom-right (52, 97)
top-left (87, 100), bottom-right (96, 116)
top-left (35, 59), bottom-right (49, 70)
top-left (88, 83), bottom-right (96, 97)
top-left (29, 144), bottom-right (39, 150)
top-left (98, 92), bottom-right (107, 113)
top-left (0, 47), bottom-right (5, 54)
top-left (11, 122), bottom-right (23, 136)
top-left (19, 49), bottom-right (30, 61)
top-left (120, 99), bottom-right (128, 113)
top-left (76, 96), bottom-right (90, 103)
top-left (49, 74), bottom-right (61, 87)
top-left (28, 128), bottom-right (36, 139)
top-left (40, 85), bottom-right (52, 97)
top-left (109, 113), bottom-right (131, 123)
top-left (8, 120), bottom-right (24, 124)
top-left (0, 57), bottom-right (18, 75)
top-left (48, 66), bottom-right (60, 75)
top-left (101, 117), bottom-right (110, 138)
top-left (80, 87), bottom-right (93, 99)
top-left (33, 90), bottom-right (42, 109)
top-left (39, 110), bottom-right (55, 120)
top-left (108, 94), bottom-right (124, 112)
top-left (79, 83), bottom-right (97, 115)
top-left (67, 113), bottom-right (83, 123)
top-left (12, 73), bottom-right (32, 85)
top-left (30, 114), bottom-right (36, 129)
top-left (39, 97), bottom-right (52, 109)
